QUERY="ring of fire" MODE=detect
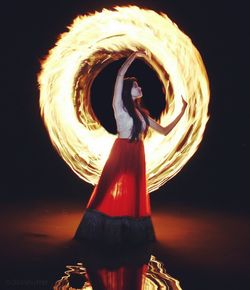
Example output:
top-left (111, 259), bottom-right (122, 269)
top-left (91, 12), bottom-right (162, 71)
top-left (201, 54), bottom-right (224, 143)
top-left (38, 6), bottom-right (210, 193)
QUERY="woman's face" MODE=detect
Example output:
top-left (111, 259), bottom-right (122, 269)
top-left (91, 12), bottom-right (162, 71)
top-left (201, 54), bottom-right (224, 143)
top-left (131, 81), bottom-right (143, 100)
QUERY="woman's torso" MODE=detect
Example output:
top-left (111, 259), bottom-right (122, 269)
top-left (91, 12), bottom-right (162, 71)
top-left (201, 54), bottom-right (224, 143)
top-left (113, 106), bottom-right (147, 139)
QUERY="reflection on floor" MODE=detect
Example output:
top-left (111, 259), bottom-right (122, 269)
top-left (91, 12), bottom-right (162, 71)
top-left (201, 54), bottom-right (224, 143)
top-left (1, 197), bottom-right (250, 289)
top-left (54, 254), bottom-right (182, 290)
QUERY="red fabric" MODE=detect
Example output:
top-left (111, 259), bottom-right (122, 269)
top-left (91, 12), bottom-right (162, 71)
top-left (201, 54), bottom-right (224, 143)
top-left (86, 138), bottom-right (151, 217)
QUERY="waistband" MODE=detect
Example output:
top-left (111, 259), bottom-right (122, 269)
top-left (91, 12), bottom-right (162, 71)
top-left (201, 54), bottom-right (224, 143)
top-left (116, 137), bottom-right (143, 143)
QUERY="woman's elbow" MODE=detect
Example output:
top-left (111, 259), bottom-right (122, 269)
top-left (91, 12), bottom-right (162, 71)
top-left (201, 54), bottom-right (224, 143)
top-left (163, 128), bottom-right (171, 136)
top-left (117, 70), bottom-right (124, 77)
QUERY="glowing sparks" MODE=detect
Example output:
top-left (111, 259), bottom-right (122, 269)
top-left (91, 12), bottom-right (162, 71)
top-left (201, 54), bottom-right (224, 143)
top-left (38, 6), bottom-right (210, 193)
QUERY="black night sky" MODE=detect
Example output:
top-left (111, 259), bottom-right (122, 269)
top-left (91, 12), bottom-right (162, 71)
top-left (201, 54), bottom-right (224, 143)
top-left (1, 1), bottom-right (250, 289)
top-left (2, 0), bottom-right (249, 211)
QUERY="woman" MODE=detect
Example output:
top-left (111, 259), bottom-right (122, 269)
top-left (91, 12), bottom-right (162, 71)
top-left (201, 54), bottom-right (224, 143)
top-left (74, 51), bottom-right (187, 246)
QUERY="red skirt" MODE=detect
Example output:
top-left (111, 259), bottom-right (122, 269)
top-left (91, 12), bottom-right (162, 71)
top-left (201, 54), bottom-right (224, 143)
top-left (74, 138), bottom-right (155, 246)
top-left (86, 138), bottom-right (151, 217)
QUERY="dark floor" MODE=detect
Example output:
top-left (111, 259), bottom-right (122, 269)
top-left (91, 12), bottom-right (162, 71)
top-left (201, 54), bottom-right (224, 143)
top-left (1, 195), bottom-right (250, 290)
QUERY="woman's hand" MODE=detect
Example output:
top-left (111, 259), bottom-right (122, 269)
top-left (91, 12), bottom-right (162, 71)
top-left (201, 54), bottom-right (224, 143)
top-left (127, 50), bottom-right (147, 59)
top-left (118, 50), bottom-right (148, 77)
top-left (134, 50), bottom-right (147, 58)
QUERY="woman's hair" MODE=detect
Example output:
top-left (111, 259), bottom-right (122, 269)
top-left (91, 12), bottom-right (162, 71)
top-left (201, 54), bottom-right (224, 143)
top-left (122, 77), bottom-right (149, 142)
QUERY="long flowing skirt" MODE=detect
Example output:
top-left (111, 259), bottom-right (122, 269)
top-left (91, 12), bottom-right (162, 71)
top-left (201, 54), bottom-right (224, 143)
top-left (74, 138), bottom-right (155, 246)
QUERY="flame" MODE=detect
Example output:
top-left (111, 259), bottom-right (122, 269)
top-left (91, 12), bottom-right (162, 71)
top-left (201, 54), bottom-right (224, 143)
top-left (38, 5), bottom-right (210, 193)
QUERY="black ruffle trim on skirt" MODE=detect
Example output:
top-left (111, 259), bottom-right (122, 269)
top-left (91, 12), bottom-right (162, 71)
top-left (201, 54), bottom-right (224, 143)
top-left (73, 209), bottom-right (156, 247)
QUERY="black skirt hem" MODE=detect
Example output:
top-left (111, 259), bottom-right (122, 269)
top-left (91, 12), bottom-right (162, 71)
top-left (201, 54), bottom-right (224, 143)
top-left (73, 209), bottom-right (156, 247)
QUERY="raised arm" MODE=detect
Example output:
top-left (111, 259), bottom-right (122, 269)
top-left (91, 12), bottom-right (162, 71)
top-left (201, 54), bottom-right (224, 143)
top-left (112, 51), bottom-right (145, 110)
top-left (148, 96), bottom-right (188, 136)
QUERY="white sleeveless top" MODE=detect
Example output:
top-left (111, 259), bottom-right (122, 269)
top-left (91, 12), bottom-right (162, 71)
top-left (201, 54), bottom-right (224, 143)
top-left (113, 106), bottom-right (147, 139)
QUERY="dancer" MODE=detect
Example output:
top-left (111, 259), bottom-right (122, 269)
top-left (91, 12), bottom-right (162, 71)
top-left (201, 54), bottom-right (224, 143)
top-left (74, 51), bottom-right (187, 246)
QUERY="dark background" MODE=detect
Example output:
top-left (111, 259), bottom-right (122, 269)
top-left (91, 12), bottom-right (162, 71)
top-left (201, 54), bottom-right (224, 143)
top-left (2, 0), bottom-right (249, 213)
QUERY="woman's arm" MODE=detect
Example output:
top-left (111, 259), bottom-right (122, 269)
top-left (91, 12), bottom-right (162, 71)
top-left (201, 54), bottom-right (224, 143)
top-left (112, 51), bottom-right (145, 110)
top-left (148, 96), bottom-right (188, 136)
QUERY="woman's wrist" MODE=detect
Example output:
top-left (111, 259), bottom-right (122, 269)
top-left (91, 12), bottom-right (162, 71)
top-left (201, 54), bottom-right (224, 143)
top-left (118, 54), bottom-right (136, 75)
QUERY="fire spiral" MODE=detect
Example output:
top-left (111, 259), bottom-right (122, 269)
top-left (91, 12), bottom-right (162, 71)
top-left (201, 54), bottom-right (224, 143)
top-left (38, 6), bottom-right (210, 193)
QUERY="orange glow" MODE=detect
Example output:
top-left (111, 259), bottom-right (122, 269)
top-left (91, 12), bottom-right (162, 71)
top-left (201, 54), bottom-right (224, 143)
top-left (5, 201), bottom-right (249, 271)
top-left (38, 6), bottom-right (210, 193)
